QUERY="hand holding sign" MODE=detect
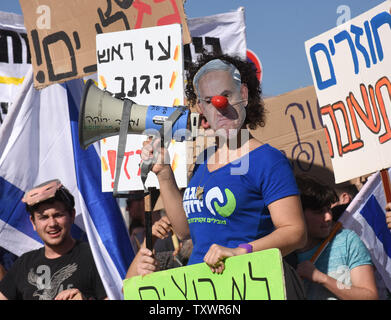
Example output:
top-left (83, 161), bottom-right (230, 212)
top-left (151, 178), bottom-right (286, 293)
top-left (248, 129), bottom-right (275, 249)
top-left (124, 248), bottom-right (286, 300)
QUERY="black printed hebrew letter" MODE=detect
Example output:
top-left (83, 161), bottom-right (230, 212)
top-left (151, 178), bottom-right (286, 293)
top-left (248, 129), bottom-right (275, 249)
top-left (95, 0), bottom-right (131, 34)
top-left (171, 274), bottom-right (188, 300)
top-left (0, 29), bottom-right (22, 63)
top-left (197, 278), bottom-right (217, 300)
top-left (157, 36), bottom-right (170, 60)
top-left (42, 31), bottom-right (77, 81)
top-left (138, 286), bottom-right (161, 300)
top-left (140, 75), bottom-right (150, 94)
top-left (248, 262), bottom-right (271, 300)
top-left (204, 37), bottom-right (222, 55)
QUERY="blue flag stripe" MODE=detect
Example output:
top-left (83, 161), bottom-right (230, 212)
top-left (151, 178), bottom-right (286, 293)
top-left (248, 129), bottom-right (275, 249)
top-left (0, 178), bottom-right (42, 243)
top-left (66, 83), bottom-right (134, 278)
top-left (360, 195), bottom-right (391, 259)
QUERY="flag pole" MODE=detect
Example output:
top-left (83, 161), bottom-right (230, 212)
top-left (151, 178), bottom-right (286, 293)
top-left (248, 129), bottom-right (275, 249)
top-left (380, 168), bottom-right (391, 203)
top-left (310, 221), bottom-right (342, 264)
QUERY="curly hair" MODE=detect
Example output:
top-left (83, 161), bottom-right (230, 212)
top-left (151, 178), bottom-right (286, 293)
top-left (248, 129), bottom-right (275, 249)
top-left (185, 53), bottom-right (265, 130)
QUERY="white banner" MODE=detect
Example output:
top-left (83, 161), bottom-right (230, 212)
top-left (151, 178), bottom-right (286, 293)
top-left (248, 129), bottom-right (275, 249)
top-left (305, 2), bottom-right (391, 183)
top-left (0, 11), bottom-right (31, 125)
top-left (185, 7), bottom-right (247, 61)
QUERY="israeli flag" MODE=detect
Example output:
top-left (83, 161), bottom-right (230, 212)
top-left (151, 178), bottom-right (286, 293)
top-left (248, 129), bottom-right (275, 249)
top-left (0, 67), bottom-right (134, 300)
top-left (339, 169), bottom-right (391, 298)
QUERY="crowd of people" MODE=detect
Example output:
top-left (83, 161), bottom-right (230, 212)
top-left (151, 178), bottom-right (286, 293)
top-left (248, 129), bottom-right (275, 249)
top-left (0, 52), bottom-right (390, 300)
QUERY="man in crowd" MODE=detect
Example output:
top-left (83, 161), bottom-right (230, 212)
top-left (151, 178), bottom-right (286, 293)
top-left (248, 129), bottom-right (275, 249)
top-left (0, 179), bottom-right (107, 300)
top-left (295, 174), bottom-right (378, 300)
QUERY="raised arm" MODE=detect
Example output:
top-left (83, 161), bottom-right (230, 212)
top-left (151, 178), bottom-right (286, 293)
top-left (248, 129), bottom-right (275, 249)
top-left (141, 139), bottom-right (190, 240)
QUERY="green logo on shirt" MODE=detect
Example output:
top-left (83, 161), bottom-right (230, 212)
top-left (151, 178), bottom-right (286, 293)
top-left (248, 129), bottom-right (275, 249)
top-left (205, 187), bottom-right (236, 218)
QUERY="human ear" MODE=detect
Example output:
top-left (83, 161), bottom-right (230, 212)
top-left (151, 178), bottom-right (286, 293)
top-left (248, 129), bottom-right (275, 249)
top-left (70, 209), bottom-right (76, 223)
top-left (240, 84), bottom-right (249, 104)
top-left (29, 214), bottom-right (37, 231)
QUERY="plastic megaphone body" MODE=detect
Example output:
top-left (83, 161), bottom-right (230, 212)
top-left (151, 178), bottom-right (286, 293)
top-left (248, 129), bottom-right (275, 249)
top-left (79, 79), bottom-right (190, 150)
top-left (79, 79), bottom-right (191, 197)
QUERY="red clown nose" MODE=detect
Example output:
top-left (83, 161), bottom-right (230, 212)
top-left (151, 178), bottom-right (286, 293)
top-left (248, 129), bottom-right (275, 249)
top-left (211, 95), bottom-right (228, 109)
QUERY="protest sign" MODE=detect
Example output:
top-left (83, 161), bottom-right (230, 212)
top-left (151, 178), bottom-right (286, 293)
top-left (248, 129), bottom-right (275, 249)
top-left (19, 0), bottom-right (190, 89)
top-left (251, 85), bottom-right (337, 186)
top-left (0, 11), bottom-right (30, 124)
top-left (305, 2), bottom-right (391, 183)
top-left (123, 248), bottom-right (285, 300)
top-left (97, 24), bottom-right (187, 192)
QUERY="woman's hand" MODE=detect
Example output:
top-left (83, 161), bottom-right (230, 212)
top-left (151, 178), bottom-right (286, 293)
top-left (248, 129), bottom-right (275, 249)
top-left (141, 137), bottom-right (171, 178)
top-left (203, 244), bottom-right (247, 274)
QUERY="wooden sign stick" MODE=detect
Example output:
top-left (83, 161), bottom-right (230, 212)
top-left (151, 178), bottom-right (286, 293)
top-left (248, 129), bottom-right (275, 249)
top-left (380, 168), bottom-right (391, 203)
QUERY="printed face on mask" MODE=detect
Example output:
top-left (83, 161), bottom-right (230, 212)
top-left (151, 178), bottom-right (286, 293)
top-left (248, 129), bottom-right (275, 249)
top-left (197, 70), bottom-right (248, 140)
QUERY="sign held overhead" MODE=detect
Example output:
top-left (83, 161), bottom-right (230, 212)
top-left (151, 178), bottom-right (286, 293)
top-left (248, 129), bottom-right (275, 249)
top-left (305, 2), bottom-right (391, 183)
top-left (19, 0), bottom-right (190, 89)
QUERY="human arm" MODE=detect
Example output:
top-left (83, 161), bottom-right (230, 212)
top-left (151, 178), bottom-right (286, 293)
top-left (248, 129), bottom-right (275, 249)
top-left (296, 261), bottom-right (378, 300)
top-left (125, 216), bottom-right (173, 279)
top-left (125, 247), bottom-right (159, 279)
top-left (0, 264), bottom-right (6, 281)
top-left (203, 195), bottom-right (307, 273)
top-left (141, 139), bottom-right (190, 240)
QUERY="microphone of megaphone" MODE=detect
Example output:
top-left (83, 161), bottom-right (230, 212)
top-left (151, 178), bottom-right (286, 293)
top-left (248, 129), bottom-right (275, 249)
top-left (78, 79), bottom-right (191, 150)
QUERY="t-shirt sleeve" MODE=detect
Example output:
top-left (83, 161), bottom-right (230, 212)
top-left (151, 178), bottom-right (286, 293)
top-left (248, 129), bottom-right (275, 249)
top-left (262, 156), bottom-right (299, 206)
top-left (346, 230), bottom-right (373, 270)
top-left (0, 258), bottom-right (21, 299)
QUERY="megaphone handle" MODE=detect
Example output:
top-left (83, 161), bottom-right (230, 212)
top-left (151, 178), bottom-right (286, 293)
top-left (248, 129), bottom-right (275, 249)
top-left (140, 136), bottom-right (162, 194)
top-left (113, 99), bottom-right (133, 197)
top-left (139, 106), bottom-right (187, 194)
top-left (144, 211), bottom-right (153, 250)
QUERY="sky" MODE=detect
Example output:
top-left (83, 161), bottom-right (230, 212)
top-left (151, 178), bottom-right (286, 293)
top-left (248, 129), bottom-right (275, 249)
top-left (0, 0), bottom-right (387, 97)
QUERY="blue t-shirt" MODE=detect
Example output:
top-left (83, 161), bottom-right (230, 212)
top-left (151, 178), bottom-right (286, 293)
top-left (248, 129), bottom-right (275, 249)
top-left (297, 228), bottom-right (373, 300)
top-left (183, 143), bottom-right (299, 265)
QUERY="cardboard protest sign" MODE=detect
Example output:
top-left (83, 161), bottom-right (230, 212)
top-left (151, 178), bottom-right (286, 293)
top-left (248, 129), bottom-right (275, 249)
top-left (305, 2), bottom-right (391, 183)
top-left (19, 0), bottom-right (190, 89)
top-left (97, 24), bottom-right (187, 192)
top-left (123, 248), bottom-right (286, 300)
top-left (0, 11), bottom-right (30, 125)
top-left (251, 85), bottom-right (337, 186)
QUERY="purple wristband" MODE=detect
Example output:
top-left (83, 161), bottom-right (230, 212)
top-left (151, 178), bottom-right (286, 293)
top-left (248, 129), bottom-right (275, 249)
top-left (238, 243), bottom-right (253, 253)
